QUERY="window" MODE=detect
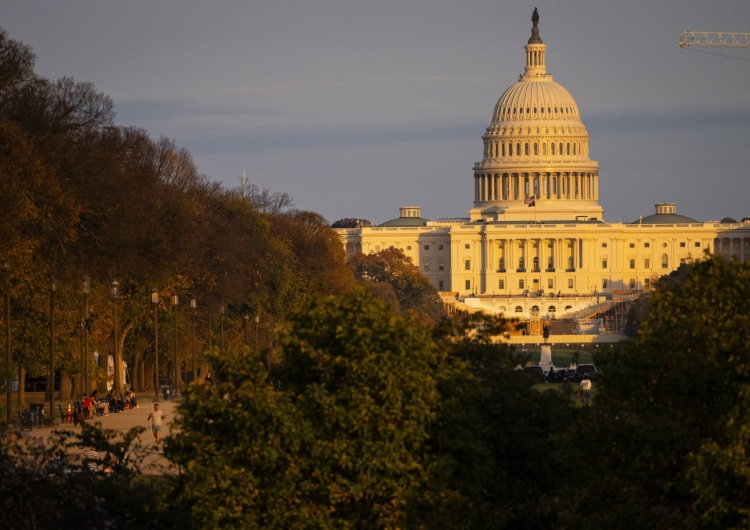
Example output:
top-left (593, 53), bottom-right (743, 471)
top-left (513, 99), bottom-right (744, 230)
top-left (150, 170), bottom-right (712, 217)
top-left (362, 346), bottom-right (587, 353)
top-left (602, 258), bottom-right (608, 269)
top-left (499, 279), bottom-right (505, 289)
top-left (645, 278), bottom-right (651, 289)
top-left (568, 279), bottom-right (574, 289)
top-left (548, 257), bottom-right (554, 269)
top-left (548, 279), bottom-right (554, 289)
top-left (464, 243), bottom-right (470, 249)
top-left (518, 257), bottom-right (525, 270)
top-left (515, 306), bottom-right (523, 313)
top-left (424, 245), bottom-right (430, 250)
top-left (629, 243), bottom-right (635, 248)
top-left (464, 260), bottom-right (471, 270)
top-left (661, 254), bottom-right (669, 268)
top-left (533, 257), bottom-right (539, 270)
top-left (680, 242), bottom-right (686, 248)
top-left (548, 306), bottom-right (556, 314)
top-left (644, 242), bottom-right (650, 248)
top-left (525, 143), bottom-right (529, 155)
top-left (438, 280), bottom-right (444, 290)
top-left (465, 280), bottom-right (471, 290)
top-left (519, 279), bottom-right (525, 289)
top-left (602, 279), bottom-right (608, 289)
top-left (602, 242), bottom-right (608, 248)
top-left (406, 245), bottom-right (412, 250)
top-left (424, 262), bottom-right (430, 272)
top-left (629, 279), bottom-right (636, 289)
top-left (680, 258), bottom-right (686, 265)
top-left (438, 262), bottom-right (444, 271)
top-left (644, 258), bottom-right (650, 268)
top-left (438, 245), bottom-right (443, 250)
top-left (629, 258), bottom-right (635, 269)
top-left (531, 306), bottom-right (540, 317)
top-left (565, 305), bottom-right (572, 311)
top-left (695, 242), bottom-right (701, 248)
top-left (499, 257), bottom-right (505, 270)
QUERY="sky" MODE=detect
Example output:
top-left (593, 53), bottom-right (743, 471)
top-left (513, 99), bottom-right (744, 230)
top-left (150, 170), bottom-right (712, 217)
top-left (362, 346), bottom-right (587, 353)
top-left (3, 1), bottom-right (750, 225)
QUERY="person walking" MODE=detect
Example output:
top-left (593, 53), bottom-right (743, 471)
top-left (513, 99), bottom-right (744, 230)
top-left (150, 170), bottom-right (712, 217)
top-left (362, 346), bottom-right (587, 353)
top-left (147, 403), bottom-right (166, 447)
top-left (580, 374), bottom-right (592, 407)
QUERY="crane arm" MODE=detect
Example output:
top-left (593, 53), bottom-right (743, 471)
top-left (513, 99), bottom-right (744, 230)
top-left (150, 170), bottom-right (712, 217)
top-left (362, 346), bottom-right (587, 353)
top-left (680, 30), bottom-right (750, 47)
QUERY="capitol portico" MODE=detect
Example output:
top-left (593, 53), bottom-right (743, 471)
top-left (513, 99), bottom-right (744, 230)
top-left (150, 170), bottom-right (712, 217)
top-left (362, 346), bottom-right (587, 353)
top-left (335, 11), bottom-right (749, 339)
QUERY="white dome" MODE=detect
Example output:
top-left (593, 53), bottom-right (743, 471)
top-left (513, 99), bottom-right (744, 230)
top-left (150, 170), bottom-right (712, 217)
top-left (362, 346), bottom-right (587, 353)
top-left (492, 80), bottom-right (581, 124)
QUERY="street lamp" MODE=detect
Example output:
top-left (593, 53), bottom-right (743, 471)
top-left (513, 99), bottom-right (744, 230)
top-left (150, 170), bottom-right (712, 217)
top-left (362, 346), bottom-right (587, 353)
top-left (190, 296), bottom-right (196, 384)
top-left (219, 304), bottom-right (225, 353)
top-left (110, 280), bottom-right (121, 396)
top-left (82, 276), bottom-right (90, 397)
top-left (4, 263), bottom-right (11, 426)
top-left (49, 276), bottom-right (57, 425)
top-left (173, 295), bottom-right (180, 399)
top-left (151, 289), bottom-right (160, 402)
top-left (243, 314), bottom-right (249, 346)
top-left (254, 315), bottom-right (259, 351)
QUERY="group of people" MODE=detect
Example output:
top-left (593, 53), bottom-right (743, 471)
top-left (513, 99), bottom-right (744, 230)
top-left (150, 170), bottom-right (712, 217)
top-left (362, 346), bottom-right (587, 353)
top-left (80, 387), bottom-right (139, 418)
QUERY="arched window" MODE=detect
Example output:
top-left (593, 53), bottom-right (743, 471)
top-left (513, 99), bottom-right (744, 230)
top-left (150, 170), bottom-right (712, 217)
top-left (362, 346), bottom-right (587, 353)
top-left (531, 306), bottom-right (540, 317)
top-left (548, 305), bottom-right (556, 314)
top-left (516, 143), bottom-right (521, 156)
top-left (662, 254), bottom-right (669, 268)
top-left (533, 257), bottom-right (539, 270)
top-left (565, 305), bottom-right (572, 311)
top-left (499, 306), bottom-right (507, 312)
top-left (533, 143), bottom-right (538, 155)
top-left (515, 306), bottom-right (523, 313)
top-left (525, 143), bottom-right (529, 156)
top-left (551, 143), bottom-right (555, 155)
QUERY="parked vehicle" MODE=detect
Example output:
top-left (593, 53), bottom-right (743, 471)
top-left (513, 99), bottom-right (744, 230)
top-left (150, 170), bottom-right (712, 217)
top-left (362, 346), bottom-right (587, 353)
top-left (568, 364), bottom-right (598, 382)
top-left (523, 365), bottom-right (547, 383)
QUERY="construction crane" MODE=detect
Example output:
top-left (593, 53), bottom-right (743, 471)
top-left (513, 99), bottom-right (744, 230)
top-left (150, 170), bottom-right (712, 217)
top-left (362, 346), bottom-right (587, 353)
top-left (679, 31), bottom-right (750, 47)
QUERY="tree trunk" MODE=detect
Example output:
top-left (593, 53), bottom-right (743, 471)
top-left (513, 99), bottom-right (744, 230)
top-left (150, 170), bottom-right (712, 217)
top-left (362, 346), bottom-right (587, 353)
top-left (16, 366), bottom-right (25, 411)
top-left (60, 373), bottom-right (73, 400)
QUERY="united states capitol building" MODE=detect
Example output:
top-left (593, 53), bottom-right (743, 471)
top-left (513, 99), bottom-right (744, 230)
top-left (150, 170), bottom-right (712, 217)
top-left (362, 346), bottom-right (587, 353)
top-left (335, 12), bottom-right (749, 341)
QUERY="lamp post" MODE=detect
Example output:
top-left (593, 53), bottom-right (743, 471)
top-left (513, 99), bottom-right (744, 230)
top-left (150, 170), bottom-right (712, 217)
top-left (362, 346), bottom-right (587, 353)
top-left (110, 280), bottom-right (122, 395)
top-left (4, 263), bottom-right (11, 426)
top-left (254, 315), bottom-right (259, 351)
top-left (190, 296), bottom-right (196, 384)
top-left (82, 277), bottom-right (90, 397)
top-left (265, 322), bottom-right (271, 368)
top-left (219, 304), bottom-right (225, 353)
top-left (173, 295), bottom-right (180, 399)
top-left (243, 314), bottom-right (249, 346)
top-left (151, 289), bottom-right (160, 402)
top-left (49, 276), bottom-right (56, 424)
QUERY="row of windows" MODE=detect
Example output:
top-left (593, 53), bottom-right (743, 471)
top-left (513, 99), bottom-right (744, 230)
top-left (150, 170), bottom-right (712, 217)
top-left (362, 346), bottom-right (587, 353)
top-left (500, 105), bottom-right (573, 118)
top-left (461, 277), bottom-right (652, 293)
top-left (490, 141), bottom-right (579, 157)
top-left (617, 241), bottom-right (702, 249)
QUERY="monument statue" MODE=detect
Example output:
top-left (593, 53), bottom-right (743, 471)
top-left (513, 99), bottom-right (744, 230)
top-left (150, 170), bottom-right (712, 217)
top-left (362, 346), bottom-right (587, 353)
top-left (532, 8), bottom-right (539, 27)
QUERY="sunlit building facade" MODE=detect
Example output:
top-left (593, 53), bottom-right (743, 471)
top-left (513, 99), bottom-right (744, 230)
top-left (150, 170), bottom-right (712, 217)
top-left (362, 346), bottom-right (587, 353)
top-left (336, 14), bottom-right (747, 323)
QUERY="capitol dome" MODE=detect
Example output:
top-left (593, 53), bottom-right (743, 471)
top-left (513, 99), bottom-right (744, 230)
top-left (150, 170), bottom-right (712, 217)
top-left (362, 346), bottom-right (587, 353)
top-left (470, 11), bottom-right (603, 223)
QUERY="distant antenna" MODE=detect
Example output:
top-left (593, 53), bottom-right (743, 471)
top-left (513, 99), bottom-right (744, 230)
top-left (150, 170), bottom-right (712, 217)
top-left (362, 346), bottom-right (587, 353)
top-left (240, 170), bottom-right (248, 199)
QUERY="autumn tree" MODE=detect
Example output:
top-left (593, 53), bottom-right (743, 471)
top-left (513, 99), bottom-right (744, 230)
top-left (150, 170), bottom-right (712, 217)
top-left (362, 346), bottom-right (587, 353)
top-left (349, 248), bottom-right (445, 325)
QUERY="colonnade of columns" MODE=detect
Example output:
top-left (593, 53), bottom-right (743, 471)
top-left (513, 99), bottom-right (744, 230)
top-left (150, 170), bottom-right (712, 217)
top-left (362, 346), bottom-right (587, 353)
top-left (474, 171), bottom-right (598, 202)
top-left (484, 237), bottom-right (583, 272)
top-left (717, 236), bottom-right (750, 262)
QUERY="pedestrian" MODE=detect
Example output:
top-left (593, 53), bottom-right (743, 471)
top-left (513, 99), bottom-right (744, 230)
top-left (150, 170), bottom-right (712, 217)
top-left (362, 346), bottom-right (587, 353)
top-left (580, 373), bottom-right (592, 407)
top-left (147, 403), bottom-right (166, 446)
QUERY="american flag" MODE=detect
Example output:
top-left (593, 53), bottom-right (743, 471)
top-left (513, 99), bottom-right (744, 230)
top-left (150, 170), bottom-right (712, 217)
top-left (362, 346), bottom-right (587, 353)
top-left (524, 195), bottom-right (536, 206)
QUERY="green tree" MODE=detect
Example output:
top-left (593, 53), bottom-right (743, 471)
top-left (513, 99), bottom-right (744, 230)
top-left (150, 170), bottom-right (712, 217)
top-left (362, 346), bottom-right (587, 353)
top-left (167, 287), bottom-right (444, 529)
top-left (547, 256), bottom-right (750, 529)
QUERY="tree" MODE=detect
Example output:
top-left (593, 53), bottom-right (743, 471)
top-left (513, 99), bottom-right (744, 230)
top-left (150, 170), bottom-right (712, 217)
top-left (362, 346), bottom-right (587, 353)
top-left (547, 256), bottom-right (750, 529)
top-left (167, 287), bottom-right (444, 529)
top-left (349, 248), bottom-right (445, 325)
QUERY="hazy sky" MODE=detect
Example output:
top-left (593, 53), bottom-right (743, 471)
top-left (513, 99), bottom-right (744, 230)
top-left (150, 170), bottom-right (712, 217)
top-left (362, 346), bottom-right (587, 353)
top-left (4, 1), bottom-right (750, 224)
